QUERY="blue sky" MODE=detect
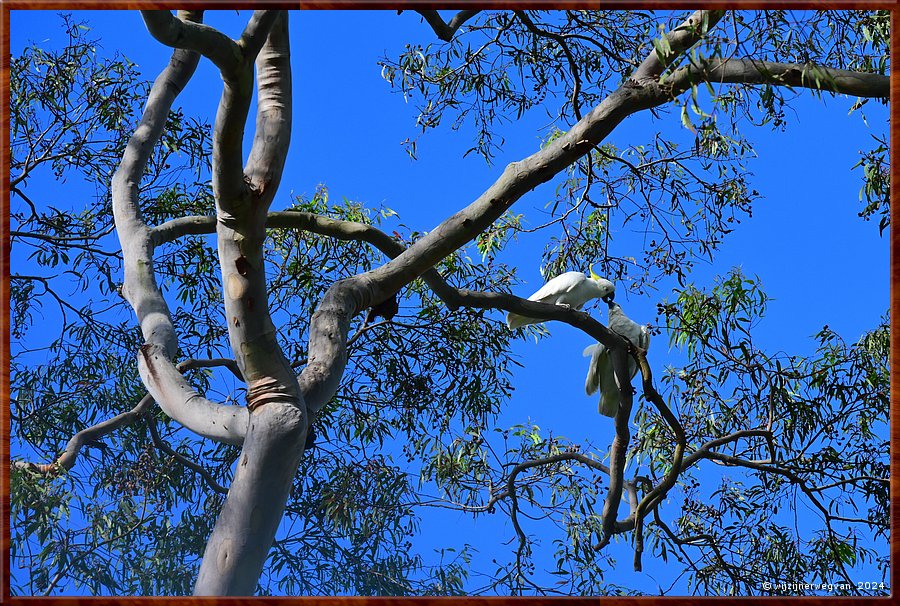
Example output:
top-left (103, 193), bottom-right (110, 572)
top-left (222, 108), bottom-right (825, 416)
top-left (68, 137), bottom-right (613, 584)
top-left (10, 9), bottom-right (890, 596)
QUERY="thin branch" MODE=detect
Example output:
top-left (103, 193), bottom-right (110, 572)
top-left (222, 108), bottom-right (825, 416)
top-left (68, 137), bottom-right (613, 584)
top-left (14, 394), bottom-right (154, 474)
top-left (14, 358), bottom-right (246, 474)
top-left (146, 415), bottom-right (229, 495)
top-left (178, 357), bottom-right (244, 381)
top-left (514, 11), bottom-right (583, 120)
top-left (809, 475), bottom-right (890, 492)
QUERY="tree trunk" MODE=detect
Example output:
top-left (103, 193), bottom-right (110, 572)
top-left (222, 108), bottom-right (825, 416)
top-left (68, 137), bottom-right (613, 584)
top-left (193, 402), bottom-right (307, 595)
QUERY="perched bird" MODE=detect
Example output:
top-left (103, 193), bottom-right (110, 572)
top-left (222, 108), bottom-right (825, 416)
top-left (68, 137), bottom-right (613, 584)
top-left (607, 301), bottom-right (651, 366)
top-left (365, 292), bottom-right (399, 325)
top-left (583, 300), bottom-right (651, 417)
top-left (506, 267), bottom-right (615, 330)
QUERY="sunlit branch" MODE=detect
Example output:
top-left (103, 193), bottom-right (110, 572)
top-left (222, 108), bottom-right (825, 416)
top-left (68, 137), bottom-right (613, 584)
top-left (141, 10), bottom-right (241, 74)
top-left (14, 357), bottom-right (247, 475)
top-left (632, 10), bottom-right (726, 82)
top-left (14, 394), bottom-right (154, 475)
top-left (669, 57), bottom-right (890, 98)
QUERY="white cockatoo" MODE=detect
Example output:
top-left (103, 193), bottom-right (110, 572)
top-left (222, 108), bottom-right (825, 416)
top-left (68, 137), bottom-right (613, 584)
top-left (506, 267), bottom-right (615, 330)
top-left (583, 300), bottom-right (651, 417)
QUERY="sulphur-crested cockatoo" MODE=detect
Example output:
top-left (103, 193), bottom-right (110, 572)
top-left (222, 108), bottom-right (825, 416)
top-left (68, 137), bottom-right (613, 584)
top-left (506, 267), bottom-right (615, 330)
top-left (583, 301), bottom-right (651, 417)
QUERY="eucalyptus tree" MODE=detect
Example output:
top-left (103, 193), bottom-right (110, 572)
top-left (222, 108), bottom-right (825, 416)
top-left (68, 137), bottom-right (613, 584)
top-left (11, 9), bottom-right (890, 596)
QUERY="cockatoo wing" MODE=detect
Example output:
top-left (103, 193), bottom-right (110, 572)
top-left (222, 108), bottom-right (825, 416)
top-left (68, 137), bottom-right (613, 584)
top-left (583, 343), bottom-right (604, 395)
top-left (507, 272), bottom-right (586, 329)
top-left (627, 358), bottom-right (639, 381)
top-left (506, 311), bottom-right (531, 330)
top-left (598, 369), bottom-right (620, 417)
top-left (639, 325), bottom-right (651, 350)
top-left (628, 325), bottom-right (651, 378)
top-left (608, 301), bottom-right (651, 380)
top-left (528, 271), bottom-right (585, 303)
top-left (584, 342), bottom-right (619, 417)
top-left (607, 302), bottom-right (645, 345)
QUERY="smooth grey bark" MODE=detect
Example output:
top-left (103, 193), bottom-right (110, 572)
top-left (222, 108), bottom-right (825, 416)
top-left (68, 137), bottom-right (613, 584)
top-left (141, 10), bottom-right (242, 73)
top-left (667, 58), bottom-right (891, 97)
top-left (112, 10), bottom-right (250, 446)
top-left (416, 9), bottom-right (480, 42)
top-left (631, 10), bottom-right (726, 83)
top-left (194, 401), bottom-right (306, 594)
top-left (180, 12), bottom-right (306, 596)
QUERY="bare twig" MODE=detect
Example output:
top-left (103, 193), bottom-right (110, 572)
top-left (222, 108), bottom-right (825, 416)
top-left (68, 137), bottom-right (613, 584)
top-left (146, 415), bottom-right (229, 495)
top-left (515, 11), bottom-right (583, 120)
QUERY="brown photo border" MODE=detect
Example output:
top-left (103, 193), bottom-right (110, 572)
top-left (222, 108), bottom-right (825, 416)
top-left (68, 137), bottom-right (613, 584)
top-left (1, 1), bottom-right (897, 602)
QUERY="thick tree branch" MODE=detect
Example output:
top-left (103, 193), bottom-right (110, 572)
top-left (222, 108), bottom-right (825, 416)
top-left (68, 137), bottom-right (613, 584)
top-left (113, 12), bottom-right (201, 357)
top-left (238, 10), bottom-right (282, 60)
top-left (416, 9), bottom-right (480, 42)
top-left (198, 11), bottom-right (297, 414)
top-left (669, 58), bottom-right (890, 98)
top-left (113, 13), bottom-right (250, 446)
top-left (141, 10), bottom-right (241, 74)
top-left (245, 12), bottom-right (292, 205)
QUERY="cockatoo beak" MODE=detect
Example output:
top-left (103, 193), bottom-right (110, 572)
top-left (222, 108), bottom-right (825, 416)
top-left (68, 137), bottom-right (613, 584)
top-left (603, 294), bottom-right (614, 305)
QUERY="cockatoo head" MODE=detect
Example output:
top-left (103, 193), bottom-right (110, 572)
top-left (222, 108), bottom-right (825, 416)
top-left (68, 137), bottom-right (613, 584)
top-left (589, 264), bottom-right (615, 301)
